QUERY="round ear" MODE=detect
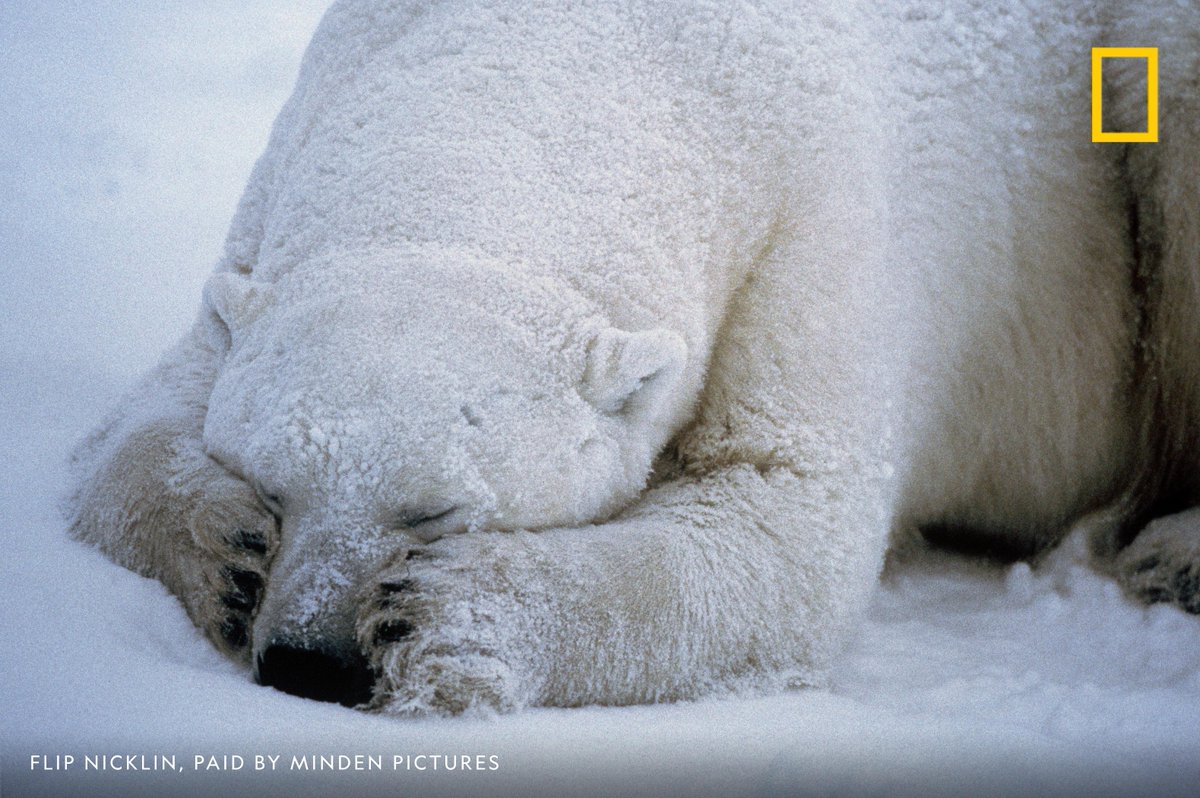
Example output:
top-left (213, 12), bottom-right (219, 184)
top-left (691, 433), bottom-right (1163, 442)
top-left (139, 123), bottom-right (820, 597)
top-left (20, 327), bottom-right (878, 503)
top-left (582, 328), bottom-right (687, 417)
top-left (203, 272), bottom-right (275, 333)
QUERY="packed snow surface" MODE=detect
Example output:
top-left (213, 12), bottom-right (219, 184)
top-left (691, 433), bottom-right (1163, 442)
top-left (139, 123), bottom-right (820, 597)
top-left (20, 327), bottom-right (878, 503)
top-left (2, 2), bottom-right (1198, 796)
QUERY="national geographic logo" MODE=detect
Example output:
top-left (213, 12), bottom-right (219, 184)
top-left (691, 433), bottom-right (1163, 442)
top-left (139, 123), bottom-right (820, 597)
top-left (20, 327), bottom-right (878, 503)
top-left (1092, 47), bottom-right (1158, 142)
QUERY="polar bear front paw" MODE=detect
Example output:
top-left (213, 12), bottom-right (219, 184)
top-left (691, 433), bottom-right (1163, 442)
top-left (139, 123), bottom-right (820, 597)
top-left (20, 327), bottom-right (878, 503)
top-left (179, 472), bottom-right (280, 659)
top-left (358, 541), bottom-right (531, 716)
top-left (1117, 510), bottom-right (1200, 615)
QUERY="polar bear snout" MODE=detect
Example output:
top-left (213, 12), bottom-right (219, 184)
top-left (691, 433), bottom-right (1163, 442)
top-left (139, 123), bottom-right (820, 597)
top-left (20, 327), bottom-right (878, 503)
top-left (255, 639), bottom-right (375, 707)
top-left (246, 518), bottom-right (395, 707)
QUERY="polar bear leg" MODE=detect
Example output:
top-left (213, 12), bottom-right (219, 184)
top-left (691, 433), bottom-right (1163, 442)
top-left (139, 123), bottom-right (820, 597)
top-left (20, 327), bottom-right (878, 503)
top-left (1116, 509), bottom-right (1200, 614)
top-left (360, 179), bottom-right (894, 713)
top-left (67, 316), bottom-right (278, 659)
top-left (1103, 17), bottom-right (1200, 612)
top-left (362, 461), bottom-right (888, 714)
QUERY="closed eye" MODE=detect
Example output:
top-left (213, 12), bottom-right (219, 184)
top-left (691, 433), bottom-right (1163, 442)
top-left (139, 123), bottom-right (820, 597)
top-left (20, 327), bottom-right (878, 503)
top-left (398, 506), bottom-right (457, 529)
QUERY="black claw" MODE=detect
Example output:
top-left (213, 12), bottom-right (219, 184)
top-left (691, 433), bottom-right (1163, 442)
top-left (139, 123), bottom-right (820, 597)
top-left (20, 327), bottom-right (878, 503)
top-left (1142, 587), bottom-right (1171, 604)
top-left (221, 590), bottom-right (256, 612)
top-left (226, 567), bottom-right (263, 597)
top-left (232, 528), bottom-right (268, 555)
top-left (220, 615), bottom-right (248, 649)
top-left (221, 567), bottom-right (263, 613)
top-left (376, 618), bottom-right (414, 643)
top-left (1133, 556), bottom-right (1160, 574)
top-left (1171, 569), bottom-right (1199, 602)
top-left (380, 579), bottom-right (414, 594)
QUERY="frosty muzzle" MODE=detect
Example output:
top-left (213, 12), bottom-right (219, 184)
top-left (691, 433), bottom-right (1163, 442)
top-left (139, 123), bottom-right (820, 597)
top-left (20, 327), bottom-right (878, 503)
top-left (248, 514), bottom-right (404, 707)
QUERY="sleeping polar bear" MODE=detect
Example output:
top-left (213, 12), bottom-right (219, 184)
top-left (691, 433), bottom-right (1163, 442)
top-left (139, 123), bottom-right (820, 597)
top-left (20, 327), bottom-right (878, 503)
top-left (68, 0), bottom-right (1199, 713)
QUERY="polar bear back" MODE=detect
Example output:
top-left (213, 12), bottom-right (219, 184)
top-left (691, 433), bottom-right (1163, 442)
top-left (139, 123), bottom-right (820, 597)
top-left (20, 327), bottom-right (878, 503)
top-left (218, 0), bottom-right (1192, 554)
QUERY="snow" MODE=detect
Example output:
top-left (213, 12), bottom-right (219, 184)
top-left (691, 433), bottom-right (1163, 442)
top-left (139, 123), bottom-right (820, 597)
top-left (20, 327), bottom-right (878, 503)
top-left (2, 2), bottom-right (1199, 796)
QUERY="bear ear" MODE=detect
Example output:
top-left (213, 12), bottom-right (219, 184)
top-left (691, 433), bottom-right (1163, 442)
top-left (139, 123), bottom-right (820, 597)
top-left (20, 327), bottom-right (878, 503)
top-left (203, 272), bottom-right (274, 333)
top-left (582, 328), bottom-right (687, 417)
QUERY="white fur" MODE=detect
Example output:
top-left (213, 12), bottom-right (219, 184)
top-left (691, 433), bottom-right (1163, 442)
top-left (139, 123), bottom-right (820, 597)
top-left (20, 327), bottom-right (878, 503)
top-left (67, 0), bottom-right (1199, 714)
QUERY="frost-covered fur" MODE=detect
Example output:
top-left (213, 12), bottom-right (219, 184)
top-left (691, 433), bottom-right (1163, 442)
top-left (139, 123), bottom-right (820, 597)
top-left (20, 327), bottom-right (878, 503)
top-left (67, 0), bottom-right (1199, 714)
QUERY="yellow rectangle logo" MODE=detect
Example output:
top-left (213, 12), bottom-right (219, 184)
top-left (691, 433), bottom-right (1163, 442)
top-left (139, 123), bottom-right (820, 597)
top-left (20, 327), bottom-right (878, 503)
top-left (1091, 47), bottom-right (1158, 142)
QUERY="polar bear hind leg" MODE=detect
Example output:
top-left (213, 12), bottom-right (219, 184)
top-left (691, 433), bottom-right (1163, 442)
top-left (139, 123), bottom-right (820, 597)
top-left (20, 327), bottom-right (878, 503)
top-left (1105, 11), bottom-right (1200, 612)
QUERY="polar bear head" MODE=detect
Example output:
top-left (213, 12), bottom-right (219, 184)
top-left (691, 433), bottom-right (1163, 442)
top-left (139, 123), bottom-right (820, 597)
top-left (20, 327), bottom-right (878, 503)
top-left (199, 249), bottom-right (687, 688)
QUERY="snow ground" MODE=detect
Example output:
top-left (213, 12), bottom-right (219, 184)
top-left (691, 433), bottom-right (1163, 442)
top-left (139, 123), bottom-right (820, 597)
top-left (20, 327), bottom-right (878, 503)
top-left (2, 3), bottom-right (1198, 796)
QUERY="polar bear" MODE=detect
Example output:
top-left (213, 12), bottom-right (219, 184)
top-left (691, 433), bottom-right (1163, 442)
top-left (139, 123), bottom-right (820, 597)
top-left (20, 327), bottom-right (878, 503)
top-left (67, 0), bottom-right (1198, 713)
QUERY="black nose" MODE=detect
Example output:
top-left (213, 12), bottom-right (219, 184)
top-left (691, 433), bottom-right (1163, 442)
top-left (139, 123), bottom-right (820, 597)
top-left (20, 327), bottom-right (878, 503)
top-left (256, 643), bottom-right (376, 707)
